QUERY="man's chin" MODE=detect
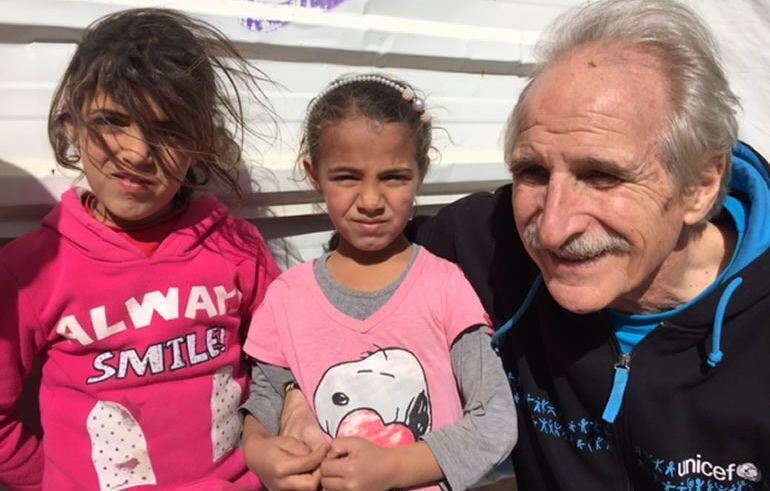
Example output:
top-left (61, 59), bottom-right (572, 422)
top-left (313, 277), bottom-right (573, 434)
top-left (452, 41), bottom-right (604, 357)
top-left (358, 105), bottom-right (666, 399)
top-left (544, 280), bottom-right (614, 314)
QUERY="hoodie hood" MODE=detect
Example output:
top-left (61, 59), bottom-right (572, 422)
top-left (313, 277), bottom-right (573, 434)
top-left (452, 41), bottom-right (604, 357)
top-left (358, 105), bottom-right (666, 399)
top-left (721, 141), bottom-right (770, 277)
top-left (696, 142), bottom-right (770, 367)
top-left (42, 188), bottom-right (229, 263)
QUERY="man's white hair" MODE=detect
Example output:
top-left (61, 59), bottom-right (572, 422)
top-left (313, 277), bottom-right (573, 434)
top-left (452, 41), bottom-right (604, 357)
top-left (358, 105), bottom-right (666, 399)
top-left (504, 0), bottom-right (740, 218)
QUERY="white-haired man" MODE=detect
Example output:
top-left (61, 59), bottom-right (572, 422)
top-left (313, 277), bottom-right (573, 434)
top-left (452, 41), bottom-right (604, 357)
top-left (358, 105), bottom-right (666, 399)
top-left (277, 0), bottom-right (769, 489)
top-left (411, 0), bottom-right (770, 489)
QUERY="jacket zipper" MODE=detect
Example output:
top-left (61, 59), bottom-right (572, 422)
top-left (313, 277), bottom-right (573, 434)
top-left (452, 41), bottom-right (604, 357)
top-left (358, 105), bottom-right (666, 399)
top-left (609, 335), bottom-right (636, 491)
top-left (607, 322), bottom-right (668, 491)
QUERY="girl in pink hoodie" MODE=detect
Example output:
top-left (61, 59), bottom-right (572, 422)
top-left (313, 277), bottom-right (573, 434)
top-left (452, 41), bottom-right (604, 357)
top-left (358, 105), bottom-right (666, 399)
top-left (0, 9), bottom-right (279, 490)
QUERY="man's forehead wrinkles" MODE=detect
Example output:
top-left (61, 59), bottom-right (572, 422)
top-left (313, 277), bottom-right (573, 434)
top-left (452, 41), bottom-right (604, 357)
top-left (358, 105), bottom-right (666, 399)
top-left (520, 111), bottom-right (633, 134)
top-left (573, 156), bottom-right (650, 181)
top-left (511, 137), bottom-right (659, 178)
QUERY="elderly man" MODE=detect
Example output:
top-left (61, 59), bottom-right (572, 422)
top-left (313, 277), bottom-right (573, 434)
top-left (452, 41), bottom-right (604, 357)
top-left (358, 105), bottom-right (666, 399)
top-left (411, 0), bottom-right (770, 489)
top-left (274, 0), bottom-right (769, 489)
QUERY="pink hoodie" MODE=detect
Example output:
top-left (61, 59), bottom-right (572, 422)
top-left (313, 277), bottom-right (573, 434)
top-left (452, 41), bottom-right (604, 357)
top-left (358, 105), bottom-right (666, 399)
top-left (0, 189), bottom-right (279, 490)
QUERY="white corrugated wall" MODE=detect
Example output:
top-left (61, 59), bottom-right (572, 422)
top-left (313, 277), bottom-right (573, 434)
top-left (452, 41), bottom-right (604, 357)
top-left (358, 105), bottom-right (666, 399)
top-left (3, 0), bottom-right (765, 265)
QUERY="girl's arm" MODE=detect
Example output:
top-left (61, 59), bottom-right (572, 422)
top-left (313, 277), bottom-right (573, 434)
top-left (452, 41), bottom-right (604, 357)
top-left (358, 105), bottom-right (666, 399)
top-left (0, 259), bottom-right (44, 490)
top-left (280, 385), bottom-right (329, 451)
top-left (240, 362), bottom-right (328, 491)
top-left (420, 326), bottom-right (518, 490)
top-left (240, 362), bottom-right (293, 434)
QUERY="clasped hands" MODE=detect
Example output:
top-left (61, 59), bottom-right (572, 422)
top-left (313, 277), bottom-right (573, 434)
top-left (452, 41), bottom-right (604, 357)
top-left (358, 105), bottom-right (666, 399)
top-left (244, 389), bottom-right (397, 491)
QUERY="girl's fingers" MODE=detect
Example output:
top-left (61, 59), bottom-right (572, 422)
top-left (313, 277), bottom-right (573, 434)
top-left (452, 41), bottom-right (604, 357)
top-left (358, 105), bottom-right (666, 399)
top-left (279, 472), bottom-right (323, 491)
top-left (320, 453), bottom-right (350, 478)
top-left (278, 436), bottom-right (312, 456)
top-left (328, 436), bottom-right (360, 457)
top-left (310, 465), bottom-right (323, 485)
top-left (279, 443), bottom-right (329, 476)
top-left (320, 476), bottom-right (347, 491)
top-left (325, 444), bottom-right (345, 459)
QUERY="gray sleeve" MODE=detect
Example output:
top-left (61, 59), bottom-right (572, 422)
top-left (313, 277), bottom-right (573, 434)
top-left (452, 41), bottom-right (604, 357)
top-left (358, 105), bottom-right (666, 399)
top-left (238, 361), bottom-right (294, 435)
top-left (421, 327), bottom-right (518, 491)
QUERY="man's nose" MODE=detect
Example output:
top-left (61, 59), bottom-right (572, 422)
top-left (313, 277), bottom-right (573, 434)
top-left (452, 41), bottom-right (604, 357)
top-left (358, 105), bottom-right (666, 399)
top-left (536, 176), bottom-right (589, 249)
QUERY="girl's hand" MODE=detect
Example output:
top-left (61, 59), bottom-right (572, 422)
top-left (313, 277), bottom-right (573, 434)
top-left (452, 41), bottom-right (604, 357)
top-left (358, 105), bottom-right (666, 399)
top-left (242, 414), bottom-right (328, 491)
top-left (280, 387), bottom-right (328, 451)
top-left (243, 434), bottom-right (328, 491)
top-left (319, 437), bottom-right (395, 491)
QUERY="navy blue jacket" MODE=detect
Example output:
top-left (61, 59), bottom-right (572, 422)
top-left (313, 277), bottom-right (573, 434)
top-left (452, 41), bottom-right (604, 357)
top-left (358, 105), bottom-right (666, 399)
top-left (413, 143), bottom-right (770, 490)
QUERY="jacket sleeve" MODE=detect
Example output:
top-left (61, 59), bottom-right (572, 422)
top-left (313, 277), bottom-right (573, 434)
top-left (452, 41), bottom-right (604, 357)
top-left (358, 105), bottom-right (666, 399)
top-left (408, 206), bottom-right (460, 264)
top-left (0, 258), bottom-right (44, 490)
top-left (239, 361), bottom-right (294, 435)
top-left (409, 187), bottom-right (513, 266)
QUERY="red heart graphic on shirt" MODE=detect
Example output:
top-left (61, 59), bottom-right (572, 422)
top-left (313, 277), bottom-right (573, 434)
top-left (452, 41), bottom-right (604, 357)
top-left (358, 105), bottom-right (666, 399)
top-left (337, 409), bottom-right (415, 448)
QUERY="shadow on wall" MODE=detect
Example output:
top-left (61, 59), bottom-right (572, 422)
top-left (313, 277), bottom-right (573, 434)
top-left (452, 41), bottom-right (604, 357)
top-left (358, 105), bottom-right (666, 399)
top-left (230, 162), bottom-right (328, 269)
top-left (0, 159), bottom-right (59, 449)
top-left (0, 159), bottom-right (58, 248)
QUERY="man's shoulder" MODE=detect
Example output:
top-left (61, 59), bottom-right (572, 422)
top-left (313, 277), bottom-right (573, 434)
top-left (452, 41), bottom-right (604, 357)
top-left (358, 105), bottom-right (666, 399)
top-left (435, 184), bottom-right (513, 224)
top-left (411, 184), bottom-right (515, 258)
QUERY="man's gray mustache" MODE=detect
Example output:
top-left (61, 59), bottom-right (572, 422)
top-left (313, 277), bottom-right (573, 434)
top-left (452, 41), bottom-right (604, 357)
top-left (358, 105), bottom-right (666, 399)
top-left (523, 222), bottom-right (631, 261)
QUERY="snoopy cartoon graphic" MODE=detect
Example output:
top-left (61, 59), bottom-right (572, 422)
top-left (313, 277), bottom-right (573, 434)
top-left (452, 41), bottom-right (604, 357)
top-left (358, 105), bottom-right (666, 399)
top-left (313, 348), bottom-right (431, 448)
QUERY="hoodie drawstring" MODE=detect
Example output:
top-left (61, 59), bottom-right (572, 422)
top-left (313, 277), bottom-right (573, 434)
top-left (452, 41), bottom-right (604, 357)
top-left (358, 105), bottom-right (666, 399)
top-left (707, 276), bottom-right (743, 367)
top-left (491, 274), bottom-right (543, 351)
top-left (602, 275), bottom-right (743, 423)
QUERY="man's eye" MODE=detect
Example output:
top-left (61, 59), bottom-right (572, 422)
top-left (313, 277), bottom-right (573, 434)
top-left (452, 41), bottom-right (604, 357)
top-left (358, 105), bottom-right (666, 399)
top-left (513, 165), bottom-right (550, 184)
top-left (584, 171), bottom-right (622, 188)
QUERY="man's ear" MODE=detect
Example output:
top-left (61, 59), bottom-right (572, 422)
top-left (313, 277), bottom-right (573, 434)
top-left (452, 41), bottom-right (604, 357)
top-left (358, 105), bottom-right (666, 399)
top-left (302, 157), bottom-right (322, 193)
top-left (683, 153), bottom-right (728, 225)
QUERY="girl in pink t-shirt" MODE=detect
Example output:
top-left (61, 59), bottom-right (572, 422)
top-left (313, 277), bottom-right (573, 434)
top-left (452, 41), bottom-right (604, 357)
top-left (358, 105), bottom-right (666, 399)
top-left (242, 74), bottom-right (517, 491)
top-left (0, 9), bottom-right (280, 490)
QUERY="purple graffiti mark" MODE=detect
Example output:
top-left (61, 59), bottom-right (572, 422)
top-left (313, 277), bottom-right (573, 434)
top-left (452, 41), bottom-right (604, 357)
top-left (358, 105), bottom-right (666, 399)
top-left (241, 0), bottom-right (347, 33)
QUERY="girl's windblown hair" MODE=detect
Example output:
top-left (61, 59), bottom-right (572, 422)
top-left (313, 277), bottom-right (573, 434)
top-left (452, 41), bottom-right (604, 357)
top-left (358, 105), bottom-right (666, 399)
top-left (48, 8), bottom-right (274, 199)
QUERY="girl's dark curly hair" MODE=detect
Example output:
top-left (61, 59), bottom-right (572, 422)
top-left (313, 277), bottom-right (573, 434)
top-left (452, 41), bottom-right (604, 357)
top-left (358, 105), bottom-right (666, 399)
top-left (48, 8), bottom-right (274, 200)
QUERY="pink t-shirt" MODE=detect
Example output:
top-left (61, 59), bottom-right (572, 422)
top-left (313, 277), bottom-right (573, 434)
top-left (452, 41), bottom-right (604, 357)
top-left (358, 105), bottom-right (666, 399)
top-left (244, 248), bottom-right (489, 488)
